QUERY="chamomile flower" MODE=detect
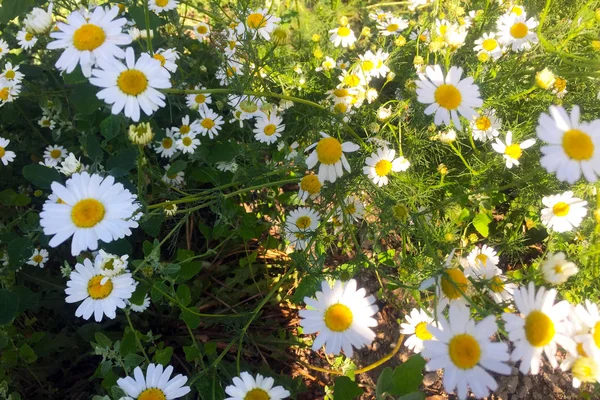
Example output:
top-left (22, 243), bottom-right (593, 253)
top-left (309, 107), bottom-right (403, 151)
top-left (435, 19), bottom-right (453, 37)
top-left (95, 250), bottom-right (129, 277)
top-left (215, 160), bottom-right (238, 173)
top-left (198, 107), bottom-right (224, 139)
top-left (337, 195), bottom-right (365, 223)
top-left (473, 32), bottom-right (503, 60)
top-left (227, 94), bottom-right (264, 120)
top-left (0, 137), bottom-right (16, 165)
top-left (148, 0), bottom-right (178, 14)
top-left (400, 308), bottom-right (435, 354)
top-left (540, 191), bottom-right (587, 233)
top-left (0, 79), bottom-right (21, 105)
top-left (47, 6), bottom-right (132, 77)
top-left (285, 207), bottom-right (320, 250)
top-left (299, 279), bottom-right (378, 357)
top-left (128, 295), bottom-right (151, 313)
top-left (185, 86), bottom-right (212, 111)
top-left (23, 3), bottom-right (54, 34)
top-left (162, 164), bottom-right (184, 186)
top-left (163, 201), bottom-right (178, 216)
top-left (363, 147), bottom-right (410, 186)
top-left (172, 115), bottom-right (200, 137)
top-left (43, 145), bottom-right (67, 166)
top-left (152, 48), bottom-right (179, 72)
top-left (567, 357), bottom-right (600, 388)
top-left (540, 252), bottom-right (579, 285)
top-left (237, 9), bottom-right (280, 40)
top-left (497, 13), bottom-right (539, 52)
top-left (305, 132), bottom-right (360, 183)
top-left (117, 364), bottom-right (190, 399)
top-left (40, 172), bottom-right (139, 256)
top-left (193, 22), bottom-right (211, 41)
top-left (377, 17), bottom-right (409, 36)
top-left (422, 303), bottom-right (511, 399)
top-left (26, 249), bottom-right (49, 268)
top-left (491, 131), bottom-right (536, 168)
top-left (1, 63), bottom-right (24, 83)
top-left (298, 174), bottom-right (322, 202)
top-left (315, 56), bottom-right (336, 72)
top-left (368, 9), bottom-right (393, 22)
top-left (0, 40), bottom-right (8, 60)
top-left (574, 301), bottom-right (600, 360)
top-left (128, 122), bottom-right (154, 145)
top-left (90, 47), bottom-right (171, 122)
top-left (415, 65), bottom-right (482, 130)
top-left (486, 275), bottom-right (517, 304)
top-left (329, 25), bottom-right (357, 48)
top-left (65, 258), bottom-right (136, 322)
top-left (410, 29), bottom-right (430, 43)
top-left (17, 29), bottom-right (37, 50)
top-left (420, 251), bottom-right (470, 313)
top-left (337, 59), bottom-right (350, 69)
top-left (470, 109), bottom-right (502, 141)
top-left (176, 133), bottom-right (201, 154)
top-left (58, 153), bottom-right (85, 176)
top-left (253, 112), bottom-right (285, 144)
top-left (155, 128), bottom-right (177, 158)
top-left (465, 245), bottom-right (500, 276)
top-left (536, 105), bottom-right (600, 184)
top-left (224, 372), bottom-right (290, 400)
top-left (502, 282), bottom-right (575, 374)
top-left (338, 69), bottom-right (368, 88)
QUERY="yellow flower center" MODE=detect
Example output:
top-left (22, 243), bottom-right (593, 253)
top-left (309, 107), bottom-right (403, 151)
top-left (244, 388), bottom-right (270, 400)
top-left (182, 136), bottom-right (192, 146)
top-left (117, 69), bottom-right (148, 96)
top-left (562, 129), bottom-right (594, 161)
top-left (448, 334), bottom-right (481, 369)
top-left (42, 119), bottom-right (51, 126)
top-left (362, 60), bottom-right (374, 71)
top-left (201, 118), bottom-right (215, 129)
top-left (50, 149), bottom-right (62, 159)
top-left (375, 159), bottom-right (392, 177)
top-left (343, 74), bottom-right (361, 87)
top-left (155, 0), bottom-right (169, 7)
top-left (554, 77), bottom-right (567, 92)
top-left (434, 84), bottom-right (462, 110)
top-left (511, 6), bottom-right (524, 16)
top-left (138, 388), bottom-right (167, 400)
top-left (552, 202), bottom-right (570, 217)
top-left (324, 303), bottom-right (353, 332)
top-left (71, 198), bottom-right (105, 228)
top-left (263, 124), bottom-right (277, 136)
top-left (510, 22), bottom-right (529, 39)
top-left (153, 53), bottom-right (166, 66)
top-left (0, 147), bottom-right (4, 158)
top-left (0, 87), bottom-right (9, 101)
top-left (441, 268), bottom-right (469, 300)
top-left (300, 175), bottom-right (321, 195)
top-left (87, 275), bottom-right (113, 300)
top-left (195, 94), bottom-right (206, 104)
top-left (476, 254), bottom-right (488, 265)
top-left (337, 26), bottom-right (351, 37)
top-left (32, 255), bottom-right (44, 264)
top-left (415, 321), bottom-right (432, 340)
top-left (345, 203), bottom-right (357, 215)
top-left (475, 116), bottom-right (491, 131)
top-left (482, 38), bottom-right (498, 51)
top-left (72, 24), bottom-right (106, 51)
top-left (386, 23), bottom-right (399, 32)
top-left (247, 13), bottom-right (267, 29)
top-left (25, 33), bottom-right (35, 41)
top-left (333, 88), bottom-right (349, 98)
top-left (197, 25), bottom-right (208, 35)
top-left (593, 321), bottom-right (600, 349)
top-left (180, 125), bottom-right (190, 135)
top-left (572, 357), bottom-right (599, 384)
top-left (5, 70), bottom-right (15, 79)
top-left (525, 310), bottom-right (555, 347)
top-left (162, 137), bottom-right (173, 149)
top-left (504, 143), bottom-right (522, 160)
top-left (490, 276), bottom-right (505, 293)
top-left (333, 102), bottom-right (348, 114)
top-left (316, 137), bottom-right (343, 164)
top-left (295, 216), bottom-right (312, 230)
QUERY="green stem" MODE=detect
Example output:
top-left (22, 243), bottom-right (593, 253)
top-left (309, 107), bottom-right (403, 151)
top-left (448, 142), bottom-right (478, 175)
top-left (125, 311), bottom-right (150, 363)
top-left (143, 0), bottom-right (153, 53)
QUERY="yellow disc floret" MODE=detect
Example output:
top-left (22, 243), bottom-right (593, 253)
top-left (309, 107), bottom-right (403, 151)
top-left (562, 129), bottom-right (594, 161)
top-left (435, 84), bottom-right (462, 110)
top-left (117, 69), bottom-right (148, 96)
top-left (71, 198), bottom-right (105, 228)
top-left (316, 137), bottom-right (342, 164)
top-left (73, 24), bottom-right (106, 51)
top-left (525, 310), bottom-right (555, 347)
top-left (324, 303), bottom-right (353, 332)
top-left (448, 334), bottom-right (481, 369)
top-left (87, 275), bottom-right (113, 300)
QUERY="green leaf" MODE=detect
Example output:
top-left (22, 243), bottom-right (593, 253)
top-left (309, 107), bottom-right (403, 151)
top-left (128, 6), bottom-right (166, 29)
top-left (176, 284), bottom-right (191, 307)
top-left (70, 83), bottom-right (102, 115)
top-left (389, 355), bottom-right (426, 396)
top-left (102, 238), bottom-right (132, 256)
top-left (473, 212), bottom-right (493, 238)
top-left (398, 392), bottom-right (426, 400)
top-left (141, 213), bottom-right (163, 238)
top-left (183, 345), bottom-right (200, 362)
top-left (121, 329), bottom-right (137, 357)
top-left (0, 0), bottom-right (34, 23)
top-left (84, 134), bottom-right (104, 164)
top-left (375, 367), bottom-right (394, 400)
top-left (106, 148), bottom-right (138, 172)
top-left (18, 343), bottom-right (37, 364)
top-left (95, 332), bottom-right (112, 349)
top-left (206, 141), bottom-right (238, 163)
top-left (180, 308), bottom-right (200, 329)
top-left (153, 346), bottom-right (173, 366)
top-left (130, 282), bottom-right (150, 306)
top-left (100, 115), bottom-right (123, 141)
top-left (333, 376), bottom-right (363, 400)
top-left (123, 353), bottom-right (145, 369)
top-left (0, 290), bottom-right (18, 325)
top-left (62, 67), bottom-right (87, 85)
top-left (7, 237), bottom-right (33, 270)
top-left (167, 160), bottom-right (187, 176)
top-left (163, 263), bottom-right (181, 275)
top-left (22, 164), bottom-right (62, 189)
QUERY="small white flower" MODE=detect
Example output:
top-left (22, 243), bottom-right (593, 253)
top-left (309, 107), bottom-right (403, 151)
top-left (253, 112), bottom-right (285, 144)
top-left (185, 86), bottom-right (212, 111)
top-left (198, 107), bottom-right (224, 139)
top-left (95, 249), bottom-right (129, 277)
top-left (305, 132), bottom-right (359, 183)
top-left (540, 252), bottom-right (579, 285)
top-left (162, 164), bottom-right (185, 186)
top-left (17, 29), bottom-right (38, 50)
top-left (224, 372), bottom-right (290, 400)
top-left (43, 145), bottom-right (67, 166)
top-left (329, 25), bottom-right (357, 48)
top-left (152, 48), bottom-right (179, 72)
top-left (26, 249), bottom-right (49, 268)
top-left (497, 13), bottom-right (539, 52)
top-left (491, 131), bottom-right (536, 168)
top-left (363, 147), bottom-right (410, 186)
top-left (400, 308), bottom-right (435, 354)
top-left (128, 295), bottom-right (151, 312)
top-left (0, 137), bottom-right (16, 166)
top-left (148, 0), bottom-right (178, 14)
top-left (176, 133), bottom-right (201, 154)
top-left (470, 109), bottom-right (502, 141)
top-left (154, 128), bottom-right (177, 158)
top-left (117, 364), bottom-right (190, 399)
top-left (377, 17), bottom-right (408, 36)
top-left (237, 9), bottom-right (280, 40)
top-left (298, 174), bottom-right (322, 202)
top-left (285, 207), bottom-right (320, 251)
top-left (193, 22), bottom-right (211, 41)
top-left (540, 191), bottom-right (587, 233)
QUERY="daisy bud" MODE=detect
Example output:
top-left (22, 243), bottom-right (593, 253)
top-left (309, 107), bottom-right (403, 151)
top-left (444, 232), bottom-right (456, 242)
top-left (128, 122), bottom-right (154, 145)
top-left (361, 27), bottom-right (372, 38)
top-left (439, 129), bottom-right (457, 143)
top-left (271, 26), bottom-right (288, 46)
top-left (468, 233), bottom-right (479, 242)
top-left (34, 189), bottom-right (43, 197)
top-left (339, 16), bottom-right (349, 26)
top-left (386, 71), bottom-right (396, 81)
top-left (377, 106), bottom-right (392, 121)
top-left (477, 51), bottom-right (490, 62)
top-left (368, 122), bottom-right (380, 133)
top-left (311, 34), bottom-right (321, 42)
top-left (164, 202), bottom-right (178, 216)
top-left (413, 55), bottom-right (424, 66)
top-left (394, 35), bottom-right (407, 47)
top-left (535, 68), bottom-right (556, 90)
top-left (437, 163), bottom-right (448, 175)
top-left (313, 47), bottom-right (323, 59)
top-left (592, 40), bottom-right (600, 51)
top-left (393, 203), bottom-right (409, 220)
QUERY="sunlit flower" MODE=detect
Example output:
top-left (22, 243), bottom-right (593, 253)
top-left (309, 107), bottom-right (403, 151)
top-left (329, 25), bottom-right (357, 48)
top-left (574, 300), bottom-right (600, 361)
top-left (224, 372), bottom-right (290, 400)
top-left (0, 78), bottom-right (21, 105)
top-left (193, 22), bottom-right (211, 41)
top-left (253, 112), bottom-right (284, 144)
top-left (43, 145), bottom-right (67, 167)
top-left (152, 48), bottom-right (179, 72)
top-left (540, 252), bottom-right (579, 285)
top-left (285, 207), bottom-right (320, 250)
top-left (148, 0), bottom-right (178, 14)
top-left (305, 132), bottom-right (359, 183)
top-left (540, 191), bottom-right (587, 233)
top-left (368, 9), bottom-right (393, 22)
top-left (536, 68), bottom-right (556, 90)
top-left (400, 308), bottom-right (435, 354)
top-left (17, 29), bottom-right (38, 50)
top-left (155, 128), bottom-right (177, 158)
top-left (470, 109), bottom-right (502, 141)
top-left (363, 147), bottom-right (409, 186)
top-left (198, 107), bottom-right (224, 139)
top-left (2, 62), bottom-right (24, 83)
top-left (377, 17), bottom-right (409, 36)
top-left (473, 32), bottom-right (503, 60)
top-left (26, 249), bottom-right (49, 268)
top-left (117, 363), bottom-right (190, 399)
top-left (0, 137), bottom-right (16, 166)
top-left (410, 29), bottom-right (430, 43)
top-left (337, 195), bottom-right (365, 223)
top-left (491, 131), bottom-right (536, 168)
top-left (315, 56), bottom-right (336, 72)
top-left (298, 174), bottom-right (322, 202)
top-left (237, 8), bottom-right (280, 40)
top-left (465, 245), bottom-right (500, 277)
top-left (420, 251), bottom-right (470, 312)
top-left (497, 13), bottom-right (539, 52)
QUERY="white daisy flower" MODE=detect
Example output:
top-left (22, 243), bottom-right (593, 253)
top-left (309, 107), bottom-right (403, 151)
top-left (363, 147), bottom-right (410, 186)
top-left (47, 6), bottom-right (132, 77)
top-left (253, 112), bottom-right (284, 144)
top-left (574, 300), bottom-right (600, 361)
top-left (337, 59), bottom-right (350, 69)
top-left (23, 3), bottom-right (54, 34)
top-left (409, 28), bottom-right (430, 43)
top-left (117, 363), bottom-right (190, 399)
top-left (95, 249), bottom-right (129, 277)
top-left (176, 133), bottom-right (201, 154)
top-left (152, 48), bottom-right (179, 72)
top-left (39, 117), bottom-right (56, 130)
top-left (509, 4), bottom-right (526, 16)
top-left (90, 47), bottom-right (171, 122)
top-left (473, 32), bottom-right (503, 60)
top-left (65, 258), bottom-right (136, 322)
top-left (565, 357), bottom-right (600, 388)
top-left (285, 207), bottom-right (320, 251)
top-left (185, 86), bottom-right (212, 111)
top-left (237, 9), bottom-right (280, 40)
top-left (486, 274), bottom-right (517, 304)
top-left (497, 13), bottom-right (539, 52)
top-left (502, 282), bottom-right (575, 374)
top-left (1, 62), bottom-right (24, 83)
top-left (227, 94), bottom-right (264, 121)
top-left (435, 19), bottom-right (454, 37)
top-left (400, 308), bottom-right (435, 354)
top-left (43, 145), bottom-right (67, 167)
top-left (162, 164), bottom-right (185, 186)
top-left (26, 249), bottom-right (49, 268)
top-left (368, 10), bottom-right (393, 22)
top-left (298, 174), bottom-right (322, 202)
top-left (420, 251), bottom-right (470, 313)
top-left (470, 109), bottom-right (502, 141)
top-left (465, 245), bottom-right (500, 278)
top-left (155, 128), bottom-right (177, 158)
top-left (128, 295), bottom-right (151, 313)
top-left (0, 39), bottom-right (9, 60)
top-left (198, 107), bottom-right (224, 139)
top-left (305, 132), bottom-right (359, 183)
top-left (193, 22), bottom-right (211, 41)
top-left (215, 160), bottom-right (238, 173)
top-left (299, 279), bottom-right (378, 357)
top-left (540, 191), bottom-right (587, 233)
top-left (536, 105), bottom-right (600, 184)
top-left (17, 29), bottom-right (37, 50)
top-left (422, 303), bottom-right (511, 399)
top-left (0, 79), bottom-right (21, 104)
top-left (337, 195), bottom-right (365, 223)
top-left (0, 137), bottom-right (16, 166)
top-left (163, 201), bottom-right (178, 216)
top-left (58, 152), bottom-right (85, 176)
top-left (415, 65), bottom-right (483, 130)
top-left (172, 115), bottom-right (200, 137)
top-left (329, 25), bottom-right (357, 48)
top-left (540, 252), bottom-right (579, 285)
top-left (40, 172), bottom-right (139, 256)
top-left (491, 131), bottom-right (536, 168)
top-left (369, 49), bottom-right (390, 79)
top-left (377, 17), bottom-right (409, 36)
top-left (315, 56), bottom-right (336, 72)
top-left (224, 372), bottom-right (290, 400)
top-left (148, 0), bottom-right (178, 14)
top-left (338, 69), bottom-right (369, 88)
